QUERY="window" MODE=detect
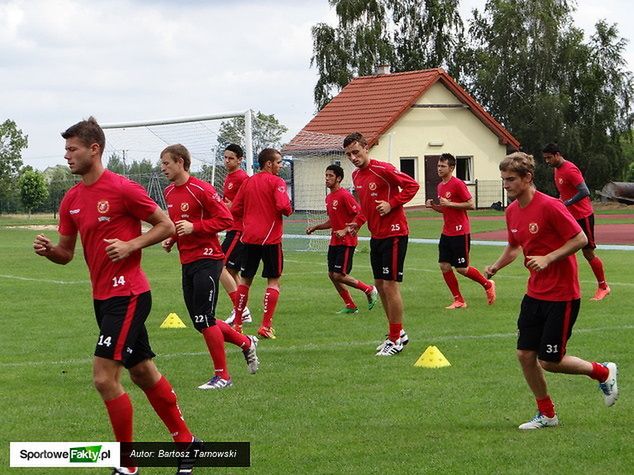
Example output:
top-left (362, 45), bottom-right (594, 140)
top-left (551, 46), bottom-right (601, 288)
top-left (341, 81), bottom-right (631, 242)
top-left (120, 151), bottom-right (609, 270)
top-left (400, 157), bottom-right (417, 180)
top-left (456, 156), bottom-right (473, 182)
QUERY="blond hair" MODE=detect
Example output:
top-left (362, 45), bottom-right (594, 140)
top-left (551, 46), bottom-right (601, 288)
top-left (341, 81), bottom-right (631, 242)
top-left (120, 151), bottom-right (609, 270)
top-left (499, 151), bottom-right (535, 179)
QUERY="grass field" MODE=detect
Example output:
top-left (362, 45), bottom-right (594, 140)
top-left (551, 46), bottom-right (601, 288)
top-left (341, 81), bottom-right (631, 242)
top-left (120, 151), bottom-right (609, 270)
top-left (1, 212), bottom-right (633, 474)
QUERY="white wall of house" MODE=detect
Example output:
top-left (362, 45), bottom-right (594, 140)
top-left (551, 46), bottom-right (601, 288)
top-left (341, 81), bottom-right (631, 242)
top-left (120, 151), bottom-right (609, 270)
top-left (369, 82), bottom-right (508, 207)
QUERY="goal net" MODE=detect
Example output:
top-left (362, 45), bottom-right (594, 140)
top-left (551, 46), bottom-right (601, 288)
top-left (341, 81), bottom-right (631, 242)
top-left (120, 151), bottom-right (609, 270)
top-left (101, 112), bottom-right (254, 208)
top-left (282, 131), bottom-right (352, 253)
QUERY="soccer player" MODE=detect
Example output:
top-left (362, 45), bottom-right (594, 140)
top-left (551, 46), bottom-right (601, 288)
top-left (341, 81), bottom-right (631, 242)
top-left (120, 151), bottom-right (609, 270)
top-left (220, 144), bottom-right (253, 325)
top-left (160, 144), bottom-right (259, 390)
top-left (425, 153), bottom-right (496, 309)
top-left (484, 152), bottom-right (618, 430)
top-left (231, 148), bottom-right (293, 339)
top-left (343, 132), bottom-right (420, 356)
top-left (306, 164), bottom-right (378, 314)
top-left (33, 117), bottom-right (198, 475)
top-left (542, 143), bottom-right (610, 300)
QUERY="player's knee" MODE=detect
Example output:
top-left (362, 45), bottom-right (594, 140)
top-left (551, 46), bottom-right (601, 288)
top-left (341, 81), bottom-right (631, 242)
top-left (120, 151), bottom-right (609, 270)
top-left (93, 373), bottom-right (116, 395)
top-left (516, 349), bottom-right (536, 365)
top-left (128, 360), bottom-right (159, 388)
top-left (331, 272), bottom-right (345, 282)
top-left (538, 359), bottom-right (560, 373)
top-left (455, 266), bottom-right (468, 276)
top-left (439, 262), bottom-right (452, 273)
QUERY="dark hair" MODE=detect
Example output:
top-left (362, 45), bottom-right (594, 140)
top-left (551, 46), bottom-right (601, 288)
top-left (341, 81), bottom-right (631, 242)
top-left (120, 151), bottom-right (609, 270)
top-left (225, 143), bottom-right (244, 158)
top-left (343, 132), bottom-right (368, 148)
top-left (258, 148), bottom-right (281, 168)
top-left (439, 153), bottom-right (456, 168)
top-left (326, 164), bottom-right (344, 180)
top-left (61, 116), bottom-right (105, 155)
top-left (500, 152), bottom-right (535, 179)
top-left (542, 143), bottom-right (560, 154)
top-left (161, 144), bottom-right (191, 171)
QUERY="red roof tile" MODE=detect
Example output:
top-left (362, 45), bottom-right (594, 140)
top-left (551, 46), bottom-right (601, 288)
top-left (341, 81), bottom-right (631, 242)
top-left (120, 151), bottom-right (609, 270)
top-left (283, 68), bottom-right (519, 154)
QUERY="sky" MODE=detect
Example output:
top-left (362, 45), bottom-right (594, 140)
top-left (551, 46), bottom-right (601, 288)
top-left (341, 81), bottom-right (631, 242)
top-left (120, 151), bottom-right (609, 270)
top-left (2, 0), bottom-right (633, 171)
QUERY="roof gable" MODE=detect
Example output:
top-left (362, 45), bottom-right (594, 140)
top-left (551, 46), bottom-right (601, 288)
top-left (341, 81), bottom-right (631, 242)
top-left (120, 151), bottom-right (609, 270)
top-left (283, 68), bottom-right (519, 154)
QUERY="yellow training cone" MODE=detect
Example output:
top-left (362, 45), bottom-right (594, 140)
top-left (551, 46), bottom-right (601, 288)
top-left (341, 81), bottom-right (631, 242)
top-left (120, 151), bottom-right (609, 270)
top-left (414, 345), bottom-right (451, 368)
top-left (160, 312), bottom-right (187, 329)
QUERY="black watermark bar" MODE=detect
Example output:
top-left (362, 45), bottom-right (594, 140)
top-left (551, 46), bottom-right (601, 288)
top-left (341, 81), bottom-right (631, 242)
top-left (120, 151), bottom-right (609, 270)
top-left (120, 442), bottom-right (250, 467)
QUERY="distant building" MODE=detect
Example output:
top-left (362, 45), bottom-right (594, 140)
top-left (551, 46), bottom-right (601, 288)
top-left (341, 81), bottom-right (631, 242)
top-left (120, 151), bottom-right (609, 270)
top-left (283, 68), bottom-right (519, 210)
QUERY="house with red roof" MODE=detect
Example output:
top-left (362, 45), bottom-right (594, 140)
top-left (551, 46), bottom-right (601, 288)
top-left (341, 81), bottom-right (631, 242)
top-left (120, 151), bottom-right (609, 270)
top-left (283, 67), bottom-right (519, 210)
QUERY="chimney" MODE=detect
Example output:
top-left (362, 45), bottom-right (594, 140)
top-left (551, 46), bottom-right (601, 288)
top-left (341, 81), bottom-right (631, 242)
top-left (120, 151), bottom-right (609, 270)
top-left (376, 64), bottom-right (391, 75)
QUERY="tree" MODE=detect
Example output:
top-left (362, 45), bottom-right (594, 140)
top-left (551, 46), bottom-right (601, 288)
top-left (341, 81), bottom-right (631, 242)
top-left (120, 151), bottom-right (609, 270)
top-left (215, 111), bottom-right (288, 169)
top-left (311, 0), bottom-right (463, 109)
top-left (19, 169), bottom-right (48, 217)
top-left (0, 119), bottom-right (28, 213)
top-left (462, 0), bottom-right (633, 193)
top-left (106, 152), bottom-right (127, 175)
top-left (44, 165), bottom-right (74, 218)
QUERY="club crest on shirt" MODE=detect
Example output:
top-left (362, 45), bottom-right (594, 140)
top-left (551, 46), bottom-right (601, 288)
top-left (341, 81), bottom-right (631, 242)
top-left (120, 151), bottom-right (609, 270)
top-left (529, 223), bottom-right (539, 234)
top-left (227, 183), bottom-right (234, 190)
top-left (369, 182), bottom-right (377, 191)
top-left (180, 202), bottom-right (190, 212)
top-left (332, 199), bottom-right (339, 209)
top-left (445, 191), bottom-right (452, 198)
top-left (277, 185), bottom-right (285, 193)
top-left (558, 178), bottom-right (564, 184)
top-left (97, 200), bottom-right (109, 214)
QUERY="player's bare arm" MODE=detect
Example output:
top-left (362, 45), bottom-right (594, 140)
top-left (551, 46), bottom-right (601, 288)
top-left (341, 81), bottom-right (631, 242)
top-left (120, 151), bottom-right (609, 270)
top-left (161, 237), bottom-right (175, 253)
top-left (33, 233), bottom-right (77, 265)
top-left (105, 208), bottom-right (175, 262)
top-left (439, 197), bottom-right (475, 210)
top-left (306, 219), bottom-right (331, 235)
top-left (485, 243), bottom-right (522, 278)
top-left (526, 231), bottom-right (587, 272)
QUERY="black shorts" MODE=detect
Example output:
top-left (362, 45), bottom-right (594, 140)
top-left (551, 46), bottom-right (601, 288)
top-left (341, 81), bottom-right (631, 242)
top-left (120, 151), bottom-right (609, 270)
top-left (222, 230), bottom-right (245, 270)
top-left (517, 295), bottom-right (580, 362)
top-left (328, 245), bottom-right (355, 274)
top-left (240, 243), bottom-right (283, 279)
top-left (438, 233), bottom-right (470, 268)
top-left (577, 215), bottom-right (596, 249)
top-left (181, 259), bottom-right (223, 332)
top-left (370, 236), bottom-right (408, 282)
top-left (93, 291), bottom-right (155, 369)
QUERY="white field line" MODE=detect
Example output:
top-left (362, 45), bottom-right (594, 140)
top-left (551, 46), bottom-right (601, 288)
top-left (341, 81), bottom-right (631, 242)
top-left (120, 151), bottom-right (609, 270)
top-left (284, 234), bottom-right (634, 251)
top-left (2, 266), bottom-right (633, 288)
top-left (2, 324), bottom-right (633, 369)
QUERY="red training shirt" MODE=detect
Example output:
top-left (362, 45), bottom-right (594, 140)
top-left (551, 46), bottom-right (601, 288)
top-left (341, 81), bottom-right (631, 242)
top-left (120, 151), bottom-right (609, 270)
top-left (58, 170), bottom-right (156, 300)
top-left (505, 191), bottom-right (582, 301)
top-left (351, 159), bottom-right (420, 238)
top-left (223, 168), bottom-right (249, 232)
top-left (554, 160), bottom-right (593, 219)
top-left (231, 171), bottom-right (292, 245)
top-left (326, 187), bottom-right (360, 247)
top-left (437, 176), bottom-right (471, 236)
top-left (164, 176), bottom-right (233, 264)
